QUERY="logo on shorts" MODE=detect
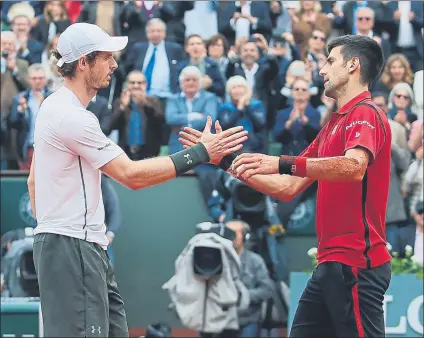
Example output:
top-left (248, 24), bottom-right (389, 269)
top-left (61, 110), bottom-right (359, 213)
top-left (91, 325), bottom-right (101, 334)
top-left (18, 192), bottom-right (36, 226)
top-left (98, 142), bottom-right (111, 151)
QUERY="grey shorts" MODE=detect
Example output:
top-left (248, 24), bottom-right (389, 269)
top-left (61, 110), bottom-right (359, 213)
top-left (33, 233), bottom-right (129, 337)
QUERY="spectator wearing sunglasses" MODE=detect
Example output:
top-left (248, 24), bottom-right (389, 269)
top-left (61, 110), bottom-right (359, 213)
top-left (273, 78), bottom-right (321, 157)
top-left (355, 7), bottom-right (391, 59)
top-left (110, 70), bottom-right (164, 161)
top-left (387, 82), bottom-right (418, 128)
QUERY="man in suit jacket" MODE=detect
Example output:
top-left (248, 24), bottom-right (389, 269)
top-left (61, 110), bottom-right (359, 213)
top-left (1, 31), bottom-right (29, 170)
top-left (9, 64), bottom-right (51, 170)
top-left (125, 18), bottom-right (186, 98)
top-left (383, 1), bottom-right (423, 72)
top-left (355, 7), bottom-right (392, 60)
top-left (165, 66), bottom-right (219, 203)
top-left (110, 71), bottom-right (164, 161)
top-left (226, 36), bottom-right (280, 129)
top-left (218, 1), bottom-right (273, 45)
top-left (86, 95), bottom-right (112, 137)
top-left (177, 34), bottom-right (226, 99)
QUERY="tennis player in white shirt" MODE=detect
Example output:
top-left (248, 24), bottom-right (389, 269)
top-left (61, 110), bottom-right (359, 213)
top-left (28, 23), bottom-right (248, 337)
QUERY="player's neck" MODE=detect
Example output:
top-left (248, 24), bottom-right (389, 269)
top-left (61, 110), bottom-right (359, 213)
top-left (336, 84), bottom-right (369, 109)
top-left (63, 78), bottom-right (97, 107)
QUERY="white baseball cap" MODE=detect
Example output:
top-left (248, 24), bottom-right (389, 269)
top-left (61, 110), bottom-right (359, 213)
top-left (56, 23), bottom-right (128, 68)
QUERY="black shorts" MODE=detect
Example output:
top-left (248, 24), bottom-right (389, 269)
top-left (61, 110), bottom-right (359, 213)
top-left (33, 233), bottom-right (129, 337)
top-left (290, 261), bottom-right (391, 338)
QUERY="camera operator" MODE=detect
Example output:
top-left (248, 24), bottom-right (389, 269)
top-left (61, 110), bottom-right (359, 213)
top-left (226, 220), bottom-right (273, 338)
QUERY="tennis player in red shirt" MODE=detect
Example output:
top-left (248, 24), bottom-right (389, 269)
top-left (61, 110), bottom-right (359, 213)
top-left (179, 35), bottom-right (392, 337)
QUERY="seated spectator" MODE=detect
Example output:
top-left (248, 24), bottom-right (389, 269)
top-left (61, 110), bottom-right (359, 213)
top-left (225, 220), bottom-right (273, 338)
top-left (413, 70), bottom-right (423, 120)
top-left (333, 0), bottom-right (385, 35)
top-left (373, 53), bottom-right (414, 95)
top-left (166, 66), bottom-right (218, 202)
top-left (226, 35), bottom-right (280, 128)
top-left (274, 78), bottom-right (321, 156)
top-left (9, 64), bottom-right (52, 170)
top-left (408, 120), bottom-right (423, 153)
top-left (219, 1), bottom-right (272, 46)
top-left (387, 82), bottom-right (418, 127)
top-left (120, 0), bottom-right (176, 51)
top-left (218, 76), bottom-right (266, 154)
top-left (1, 31), bottom-right (30, 170)
top-left (177, 34), bottom-right (225, 99)
top-left (354, 7), bottom-right (391, 59)
top-left (279, 60), bottom-right (320, 109)
top-left (372, 93), bottom-right (413, 257)
top-left (206, 34), bottom-right (230, 81)
top-left (404, 124), bottom-right (424, 218)
top-left (290, 0), bottom-right (331, 59)
top-left (2, 1), bottom-right (44, 26)
top-left (110, 71), bottom-right (164, 161)
top-left (8, 3), bottom-right (43, 64)
top-left (30, 1), bottom-right (71, 47)
top-left (166, 66), bottom-right (218, 154)
top-left (126, 18), bottom-right (186, 99)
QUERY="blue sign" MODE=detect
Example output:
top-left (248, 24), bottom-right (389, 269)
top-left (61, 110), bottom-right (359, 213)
top-left (289, 272), bottom-right (423, 337)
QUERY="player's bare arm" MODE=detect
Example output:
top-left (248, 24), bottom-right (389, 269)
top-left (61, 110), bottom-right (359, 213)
top-left (237, 174), bottom-right (314, 202)
top-left (232, 147), bottom-right (370, 183)
top-left (27, 153), bottom-right (36, 219)
top-left (179, 121), bottom-right (315, 201)
top-left (102, 117), bottom-right (248, 190)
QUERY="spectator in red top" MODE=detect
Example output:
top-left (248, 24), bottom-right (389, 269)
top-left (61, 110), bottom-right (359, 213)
top-left (180, 35), bottom-right (392, 338)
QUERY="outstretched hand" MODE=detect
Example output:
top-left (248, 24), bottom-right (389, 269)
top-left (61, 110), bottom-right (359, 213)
top-left (231, 153), bottom-right (280, 180)
top-left (179, 117), bottom-right (248, 165)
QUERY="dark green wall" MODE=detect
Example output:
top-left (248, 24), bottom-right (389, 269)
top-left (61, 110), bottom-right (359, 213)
top-left (1, 174), bottom-right (317, 328)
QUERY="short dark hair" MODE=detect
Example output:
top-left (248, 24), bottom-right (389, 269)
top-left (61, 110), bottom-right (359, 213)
top-left (371, 91), bottom-right (389, 105)
top-left (185, 34), bottom-right (204, 46)
top-left (327, 35), bottom-right (384, 87)
top-left (52, 50), bottom-right (101, 79)
top-left (206, 33), bottom-right (229, 55)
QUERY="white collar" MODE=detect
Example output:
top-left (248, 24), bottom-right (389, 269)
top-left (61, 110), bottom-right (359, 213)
top-left (241, 63), bottom-right (259, 73)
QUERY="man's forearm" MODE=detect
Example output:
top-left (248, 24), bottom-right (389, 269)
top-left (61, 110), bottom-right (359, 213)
top-left (126, 156), bottom-right (177, 190)
top-left (304, 156), bottom-right (366, 182)
top-left (240, 174), bottom-right (312, 202)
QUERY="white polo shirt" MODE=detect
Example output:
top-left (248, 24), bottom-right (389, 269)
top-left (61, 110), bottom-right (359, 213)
top-left (32, 86), bottom-right (124, 249)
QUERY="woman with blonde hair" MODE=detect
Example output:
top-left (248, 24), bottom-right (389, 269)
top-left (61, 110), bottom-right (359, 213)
top-left (373, 54), bottom-right (414, 95)
top-left (31, 1), bottom-right (71, 47)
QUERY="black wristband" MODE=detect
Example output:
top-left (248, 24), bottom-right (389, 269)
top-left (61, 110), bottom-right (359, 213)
top-left (219, 153), bottom-right (237, 171)
top-left (279, 155), bottom-right (294, 175)
top-left (170, 143), bottom-right (210, 176)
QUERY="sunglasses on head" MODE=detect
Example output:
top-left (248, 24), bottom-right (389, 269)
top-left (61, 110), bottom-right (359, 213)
top-left (312, 35), bottom-right (326, 42)
top-left (129, 80), bottom-right (146, 85)
top-left (357, 17), bottom-right (372, 21)
top-left (395, 94), bottom-right (410, 100)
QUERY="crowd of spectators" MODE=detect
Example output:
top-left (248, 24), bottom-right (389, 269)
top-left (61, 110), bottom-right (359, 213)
top-left (0, 0), bottom-right (423, 264)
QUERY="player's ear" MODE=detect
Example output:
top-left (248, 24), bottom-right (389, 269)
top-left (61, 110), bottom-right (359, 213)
top-left (348, 57), bottom-right (360, 74)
